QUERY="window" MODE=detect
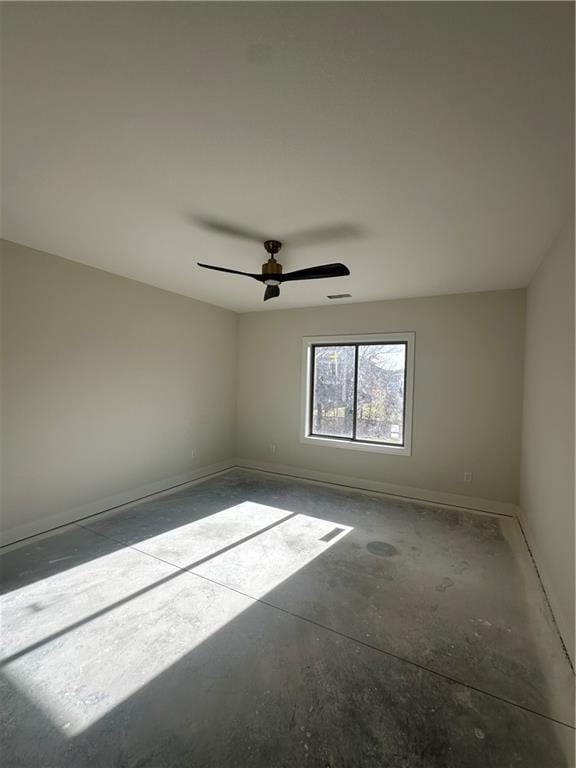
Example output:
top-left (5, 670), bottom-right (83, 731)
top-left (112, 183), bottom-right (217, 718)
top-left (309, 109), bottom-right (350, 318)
top-left (301, 333), bottom-right (415, 455)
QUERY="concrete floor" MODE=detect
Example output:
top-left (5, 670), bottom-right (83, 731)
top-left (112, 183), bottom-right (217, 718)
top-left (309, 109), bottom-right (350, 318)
top-left (1, 469), bottom-right (574, 767)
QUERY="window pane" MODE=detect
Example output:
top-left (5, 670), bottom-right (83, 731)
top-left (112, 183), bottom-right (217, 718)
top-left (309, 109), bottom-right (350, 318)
top-left (356, 344), bottom-right (406, 444)
top-left (312, 346), bottom-right (355, 437)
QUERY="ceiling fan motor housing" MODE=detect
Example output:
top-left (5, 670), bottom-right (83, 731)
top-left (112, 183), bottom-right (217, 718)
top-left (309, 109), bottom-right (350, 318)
top-left (262, 240), bottom-right (283, 284)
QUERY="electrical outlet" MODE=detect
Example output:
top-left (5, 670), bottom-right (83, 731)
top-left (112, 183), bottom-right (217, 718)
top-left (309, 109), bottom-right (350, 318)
top-left (269, 443), bottom-right (277, 455)
top-left (191, 449), bottom-right (196, 460)
top-left (463, 471), bottom-right (473, 482)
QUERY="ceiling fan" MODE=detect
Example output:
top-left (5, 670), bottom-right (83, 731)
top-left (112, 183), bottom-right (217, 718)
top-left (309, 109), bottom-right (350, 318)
top-left (195, 217), bottom-right (353, 301)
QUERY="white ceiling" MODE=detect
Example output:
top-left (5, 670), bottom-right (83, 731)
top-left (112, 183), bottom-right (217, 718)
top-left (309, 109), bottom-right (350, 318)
top-left (2, 2), bottom-right (573, 312)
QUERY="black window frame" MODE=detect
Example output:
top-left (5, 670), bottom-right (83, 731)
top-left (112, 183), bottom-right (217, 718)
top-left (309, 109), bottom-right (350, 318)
top-left (308, 341), bottom-right (408, 448)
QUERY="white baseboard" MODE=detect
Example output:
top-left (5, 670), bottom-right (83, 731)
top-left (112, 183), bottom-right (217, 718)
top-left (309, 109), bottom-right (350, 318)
top-left (233, 458), bottom-right (519, 518)
top-left (515, 509), bottom-right (575, 667)
top-left (0, 456), bottom-right (520, 547)
top-left (0, 459), bottom-right (236, 548)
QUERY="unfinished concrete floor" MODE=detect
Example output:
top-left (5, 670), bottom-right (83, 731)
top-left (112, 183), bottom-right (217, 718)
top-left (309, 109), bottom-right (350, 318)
top-left (1, 469), bottom-right (574, 767)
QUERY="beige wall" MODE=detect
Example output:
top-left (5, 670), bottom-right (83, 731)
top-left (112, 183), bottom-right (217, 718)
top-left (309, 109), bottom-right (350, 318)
top-left (520, 218), bottom-right (575, 660)
top-left (237, 290), bottom-right (525, 506)
top-left (1, 241), bottom-right (237, 543)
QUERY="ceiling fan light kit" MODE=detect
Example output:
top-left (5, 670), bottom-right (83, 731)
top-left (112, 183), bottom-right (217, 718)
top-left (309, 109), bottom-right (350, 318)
top-left (197, 233), bottom-right (350, 302)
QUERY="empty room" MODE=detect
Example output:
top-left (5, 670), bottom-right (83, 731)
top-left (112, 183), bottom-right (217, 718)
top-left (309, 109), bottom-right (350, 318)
top-left (0, 2), bottom-right (574, 766)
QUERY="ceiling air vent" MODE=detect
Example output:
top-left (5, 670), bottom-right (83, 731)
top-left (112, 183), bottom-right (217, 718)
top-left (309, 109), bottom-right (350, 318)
top-left (327, 293), bottom-right (352, 300)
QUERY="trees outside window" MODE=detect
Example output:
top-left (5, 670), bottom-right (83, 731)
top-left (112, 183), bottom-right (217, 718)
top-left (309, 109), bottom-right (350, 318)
top-left (310, 342), bottom-right (407, 446)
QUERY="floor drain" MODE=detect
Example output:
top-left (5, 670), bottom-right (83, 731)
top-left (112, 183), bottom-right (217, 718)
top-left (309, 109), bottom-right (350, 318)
top-left (366, 541), bottom-right (398, 557)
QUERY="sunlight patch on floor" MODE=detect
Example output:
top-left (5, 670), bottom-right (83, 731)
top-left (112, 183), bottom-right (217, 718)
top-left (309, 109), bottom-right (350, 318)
top-left (1, 502), bottom-right (351, 736)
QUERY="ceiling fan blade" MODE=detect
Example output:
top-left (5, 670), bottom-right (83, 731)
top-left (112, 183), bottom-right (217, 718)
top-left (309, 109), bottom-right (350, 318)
top-left (287, 224), bottom-right (362, 247)
top-left (194, 216), bottom-right (269, 243)
top-left (197, 263), bottom-right (264, 281)
top-left (264, 284), bottom-right (281, 301)
top-left (279, 263), bottom-right (350, 282)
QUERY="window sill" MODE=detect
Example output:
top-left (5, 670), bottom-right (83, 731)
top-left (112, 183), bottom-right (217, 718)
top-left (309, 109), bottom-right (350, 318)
top-left (301, 434), bottom-right (412, 456)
